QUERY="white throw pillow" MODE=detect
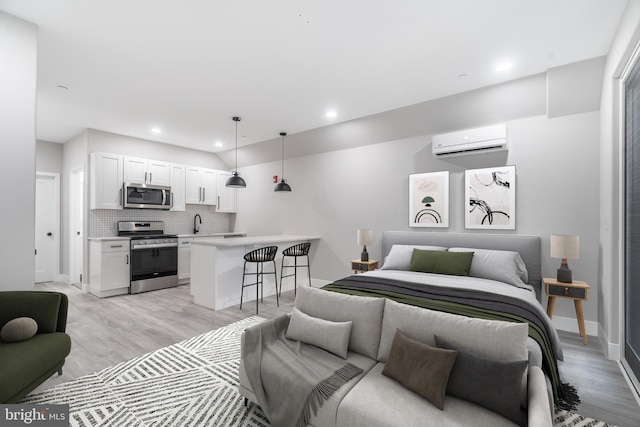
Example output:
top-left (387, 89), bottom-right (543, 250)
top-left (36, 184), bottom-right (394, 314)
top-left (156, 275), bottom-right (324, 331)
top-left (286, 307), bottom-right (353, 359)
top-left (448, 247), bottom-right (529, 288)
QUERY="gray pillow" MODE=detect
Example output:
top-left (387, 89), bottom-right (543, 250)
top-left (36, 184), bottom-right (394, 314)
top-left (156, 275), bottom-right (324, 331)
top-left (435, 336), bottom-right (528, 425)
top-left (1, 317), bottom-right (38, 342)
top-left (286, 307), bottom-right (352, 359)
top-left (380, 244), bottom-right (448, 270)
top-left (294, 286), bottom-right (385, 359)
top-left (382, 330), bottom-right (457, 410)
top-left (448, 247), bottom-right (529, 288)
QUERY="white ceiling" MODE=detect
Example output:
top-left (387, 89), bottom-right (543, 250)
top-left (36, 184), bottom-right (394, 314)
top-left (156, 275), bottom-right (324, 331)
top-left (0, 0), bottom-right (628, 153)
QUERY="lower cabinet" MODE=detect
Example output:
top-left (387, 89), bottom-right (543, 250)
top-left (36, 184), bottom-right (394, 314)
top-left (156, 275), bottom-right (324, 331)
top-left (178, 236), bottom-right (226, 284)
top-left (90, 240), bottom-right (130, 298)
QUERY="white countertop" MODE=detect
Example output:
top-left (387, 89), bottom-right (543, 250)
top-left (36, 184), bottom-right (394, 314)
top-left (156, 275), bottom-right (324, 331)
top-left (191, 234), bottom-right (320, 247)
top-left (176, 232), bottom-right (246, 238)
top-left (88, 236), bottom-right (130, 242)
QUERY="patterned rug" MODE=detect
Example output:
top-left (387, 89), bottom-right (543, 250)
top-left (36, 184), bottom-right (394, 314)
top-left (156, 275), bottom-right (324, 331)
top-left (22, 317), bottom-right (617, 427)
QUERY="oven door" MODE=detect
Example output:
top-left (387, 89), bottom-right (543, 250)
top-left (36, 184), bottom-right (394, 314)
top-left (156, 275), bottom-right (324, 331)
top-left (124, 183), bottom-right (172, 210)
top-left (130, 245), bottom-right (178, 282)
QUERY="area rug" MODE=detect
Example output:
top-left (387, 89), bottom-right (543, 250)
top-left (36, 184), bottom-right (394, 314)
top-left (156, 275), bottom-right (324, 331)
top-left (22, 316), bottom-right (617, 427)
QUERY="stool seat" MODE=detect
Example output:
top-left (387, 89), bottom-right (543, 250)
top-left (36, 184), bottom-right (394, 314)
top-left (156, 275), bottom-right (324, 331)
top-left (280, 242), bottom-right (311, 296)
top-left (241, 246), bottom-right (278, 314)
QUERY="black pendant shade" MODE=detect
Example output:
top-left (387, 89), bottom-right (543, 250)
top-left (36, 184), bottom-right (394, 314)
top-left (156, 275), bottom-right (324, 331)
top-left (274, 131), bottom-right (292, 192)
top-left (226, 116), bottom-right (246, 188)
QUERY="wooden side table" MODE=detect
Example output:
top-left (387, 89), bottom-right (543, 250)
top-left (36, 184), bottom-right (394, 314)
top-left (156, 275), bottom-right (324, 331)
top-left (543, 277), bottom-right (590, 345)
top-left (351, 259), bottom-right (378, 274)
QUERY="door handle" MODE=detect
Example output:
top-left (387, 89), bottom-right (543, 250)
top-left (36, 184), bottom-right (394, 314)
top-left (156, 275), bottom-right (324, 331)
top-left (47, 232), bottom-right (53, 236)
top-left (149, 172), bottom-right (152, 182)
top-left (126, 255), bottom-right (129, 265)
top-left (77, 232), bottom-right (81, 235)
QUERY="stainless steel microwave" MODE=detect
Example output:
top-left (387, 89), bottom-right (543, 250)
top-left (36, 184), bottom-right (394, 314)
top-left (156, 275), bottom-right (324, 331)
top-left (123, 183), bottom-right (172, 210)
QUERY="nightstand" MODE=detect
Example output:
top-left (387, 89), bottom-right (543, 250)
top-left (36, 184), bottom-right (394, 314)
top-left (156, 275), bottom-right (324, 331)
top-left (351, 259), bottom-right (378, 274)
top-left (543, 277), bottom-right (590, 345)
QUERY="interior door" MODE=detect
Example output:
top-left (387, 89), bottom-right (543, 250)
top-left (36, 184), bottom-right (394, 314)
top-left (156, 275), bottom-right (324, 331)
top-left (35, 173), bottom-right (59, 283)
top-left (625, 56), bottom-right (640, 381)
top-left (69, 166), bottom-right (84, 286)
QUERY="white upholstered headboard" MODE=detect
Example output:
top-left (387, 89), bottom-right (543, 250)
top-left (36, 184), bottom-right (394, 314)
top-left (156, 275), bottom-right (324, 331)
top-left (381, 231), bottom-right (542, 301)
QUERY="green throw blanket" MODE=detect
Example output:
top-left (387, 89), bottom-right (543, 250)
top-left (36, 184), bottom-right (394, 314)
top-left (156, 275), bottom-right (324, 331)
top-left (242, 314), bottom-right (363, 427)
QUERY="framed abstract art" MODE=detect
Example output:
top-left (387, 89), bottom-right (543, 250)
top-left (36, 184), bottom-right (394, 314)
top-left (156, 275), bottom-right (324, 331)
top-left (465, 165), bottom-right (516, 229)
top-left (409, 171), bottom-right (449, 228)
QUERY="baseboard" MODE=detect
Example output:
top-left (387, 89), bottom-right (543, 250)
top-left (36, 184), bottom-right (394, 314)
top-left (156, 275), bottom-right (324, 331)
top-left (598, 323), bottom-right (621, 360)
top-left (551, 315), bottom-right (598, 337)
top-left (310, 278), bottom-right (332, 288)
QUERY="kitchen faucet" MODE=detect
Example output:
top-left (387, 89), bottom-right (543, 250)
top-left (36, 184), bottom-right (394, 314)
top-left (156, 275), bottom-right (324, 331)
top-left (193, 214), bottom-right (202, 234)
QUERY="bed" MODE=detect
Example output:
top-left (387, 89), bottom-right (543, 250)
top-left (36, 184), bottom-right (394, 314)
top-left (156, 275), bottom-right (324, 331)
top-left (323, 231), bottom-right (578, 410)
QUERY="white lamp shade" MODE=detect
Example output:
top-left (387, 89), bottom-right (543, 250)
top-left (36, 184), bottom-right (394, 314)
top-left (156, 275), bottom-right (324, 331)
top-left (357, 229), bottom-right (373, 246)
top-left (550, 234), bottom-right (579, 259)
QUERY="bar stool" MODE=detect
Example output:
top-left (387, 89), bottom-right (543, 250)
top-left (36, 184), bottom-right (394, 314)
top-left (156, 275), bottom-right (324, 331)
top-left (240, 246), bottom-right (279, 314)
top-left (280, 242), bottom-right (311, 296)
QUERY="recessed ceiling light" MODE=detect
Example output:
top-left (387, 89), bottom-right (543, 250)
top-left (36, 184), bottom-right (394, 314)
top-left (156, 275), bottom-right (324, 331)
top-left (496, 62), bottom-right (513, 72)
top-left (326, 110), bottom-right (337, 118)
top-left (151, 127), bottom-right (162, 134)
top-left (57, 85), bottom-right (69, 90)
top-left (214, 141), bottom-right (223, 147)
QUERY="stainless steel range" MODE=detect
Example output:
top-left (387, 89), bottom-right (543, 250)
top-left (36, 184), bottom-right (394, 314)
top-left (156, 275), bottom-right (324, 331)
top-left (118, 221), bottom-right (178, 294)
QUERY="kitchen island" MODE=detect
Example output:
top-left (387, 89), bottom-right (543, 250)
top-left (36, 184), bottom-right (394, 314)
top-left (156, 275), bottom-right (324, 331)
top-left (190, 235), bottom-right (320, 310)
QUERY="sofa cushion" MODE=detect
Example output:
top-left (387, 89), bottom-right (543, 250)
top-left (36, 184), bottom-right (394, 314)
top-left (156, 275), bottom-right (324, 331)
top-left (382, 330), bottom-right (457, 410)
top-left (436, 335), bottom-right (528, 425)
top-left (377, 299), bottom-right (528, 362)
top-left (286, 307), bottom-right (352, 359)
top-left (380, 244), bottom-right (448, 270)
top-left (409, 249), bottom-right (474, 276)
top-left (1, 317), bottom-right (38, 343)
top-left (0, 332), bottom-right (71, 403)
top-left (295, 286), bottom-right (385, 359)
top-left (0, 292), bottom-right (61, 333)
top-left (337, 362), bottom-right (520, 427)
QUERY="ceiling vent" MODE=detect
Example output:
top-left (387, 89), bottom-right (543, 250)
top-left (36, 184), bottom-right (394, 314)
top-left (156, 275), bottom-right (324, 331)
top-left (432, 124), bottom-right (508, 158)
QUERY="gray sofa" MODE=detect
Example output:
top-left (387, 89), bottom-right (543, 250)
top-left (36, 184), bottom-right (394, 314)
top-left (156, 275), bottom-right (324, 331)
top-left (240, 286), bottom-right (553, 427)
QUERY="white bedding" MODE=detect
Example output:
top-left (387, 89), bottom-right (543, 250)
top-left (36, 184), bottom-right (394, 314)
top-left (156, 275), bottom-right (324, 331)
top-left (359, 269), bottom-right (563, 362)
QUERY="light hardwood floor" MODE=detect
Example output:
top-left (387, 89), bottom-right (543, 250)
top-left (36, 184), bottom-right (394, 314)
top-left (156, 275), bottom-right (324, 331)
top-left (33, 282), bottom-right (640, 426)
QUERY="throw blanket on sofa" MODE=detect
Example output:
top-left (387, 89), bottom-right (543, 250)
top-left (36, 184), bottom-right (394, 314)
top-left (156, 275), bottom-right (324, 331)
top-left (323, 274), bottom-right (580, 411)
top-left (242, 314), bottom-right (363, 427)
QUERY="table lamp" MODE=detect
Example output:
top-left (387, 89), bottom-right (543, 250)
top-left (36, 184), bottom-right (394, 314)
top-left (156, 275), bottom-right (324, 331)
top-left (357, 229), bottom-right (373, 262)
top-left (550, 234), bottom-right (579, 283)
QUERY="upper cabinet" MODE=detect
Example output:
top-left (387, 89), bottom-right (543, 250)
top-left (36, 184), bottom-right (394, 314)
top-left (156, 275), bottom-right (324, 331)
top-left (124, 156), bottom-right (171, 186)
top-left (185, 166), bottom-right (217, 206)
top-left (216, 171), bottom-right (236, 213)
top-left (170, 163), bottom-right (186, 212)
top-left (90, 152), bottom-right (124, 210)
top-left (90, 151), bottom-right (235, 212)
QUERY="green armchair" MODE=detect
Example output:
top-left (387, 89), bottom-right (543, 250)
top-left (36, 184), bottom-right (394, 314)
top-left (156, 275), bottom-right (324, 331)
top-left (0, 291), bottom-right (72, 403)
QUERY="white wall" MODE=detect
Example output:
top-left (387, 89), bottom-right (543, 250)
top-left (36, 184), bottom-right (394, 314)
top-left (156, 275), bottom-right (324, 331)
top-left (599, 1), bottom-right (640, 358)
top-left (0, 12), bottom-right (37, 291)
top-left (36, 140), bottom-right (63, 174)
top-left (235, 74), bottom-right (602, 325)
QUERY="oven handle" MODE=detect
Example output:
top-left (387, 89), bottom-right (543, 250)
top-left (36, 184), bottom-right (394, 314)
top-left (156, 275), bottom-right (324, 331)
top-left (131, 243), bottom-right (178, 250)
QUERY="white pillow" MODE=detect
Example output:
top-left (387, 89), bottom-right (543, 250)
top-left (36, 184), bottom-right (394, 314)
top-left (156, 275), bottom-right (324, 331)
top-left (286, 307), bottom-right (353, 359)
top-left (380, 244), bottom-right (448, 271)
top-left (448, 247), bottom-right (529, 288)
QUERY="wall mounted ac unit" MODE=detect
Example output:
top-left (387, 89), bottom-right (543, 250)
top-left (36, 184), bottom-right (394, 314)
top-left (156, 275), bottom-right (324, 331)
top-left (432, 124), bottom-right (508, 158)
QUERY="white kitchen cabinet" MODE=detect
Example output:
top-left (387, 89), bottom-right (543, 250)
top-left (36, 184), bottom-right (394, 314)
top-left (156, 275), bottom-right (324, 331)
top-left (216, 171), bottom-right (236, 212)
top-left (178, 237), bottom-right (194, 284)
top-left (90, 152), bottom-right (124, 210)
top-left (185, 166), bottom-right (217, 205)
top-left (170, 163), bottom-right (186, 211)
top-left (89, 240), bottom-right (130, 297)
top-left (124, 156), bottom-right (171, 186)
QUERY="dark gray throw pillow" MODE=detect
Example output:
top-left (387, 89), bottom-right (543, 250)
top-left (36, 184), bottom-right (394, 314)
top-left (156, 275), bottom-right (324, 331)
top-left (435, 335), bottom-right (528, 425)
top-left (382, 329), bottom-right (457, 410)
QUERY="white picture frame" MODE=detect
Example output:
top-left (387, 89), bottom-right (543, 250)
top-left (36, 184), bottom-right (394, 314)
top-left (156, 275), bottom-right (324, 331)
top-left (409, 171), bottom-right (449, 228)
top-left (465, 165), bottom-right (516, 230)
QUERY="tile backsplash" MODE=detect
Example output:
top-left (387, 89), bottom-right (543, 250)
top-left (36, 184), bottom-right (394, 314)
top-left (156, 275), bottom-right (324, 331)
top-left (89, 205), bottom-right (233, 237)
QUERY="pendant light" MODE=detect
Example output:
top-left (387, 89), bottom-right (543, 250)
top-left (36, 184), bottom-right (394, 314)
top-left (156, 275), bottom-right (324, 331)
top-left (274, 132), bottom-right (292, 192)
top-left (226, 116), bottom-right (247, 188)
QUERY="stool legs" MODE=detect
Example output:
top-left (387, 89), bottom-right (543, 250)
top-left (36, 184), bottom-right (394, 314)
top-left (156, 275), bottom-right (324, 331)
top-left (280, 254), bottom-right (311, 296)
top-left (240, 260), bottom-right (279, 314)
